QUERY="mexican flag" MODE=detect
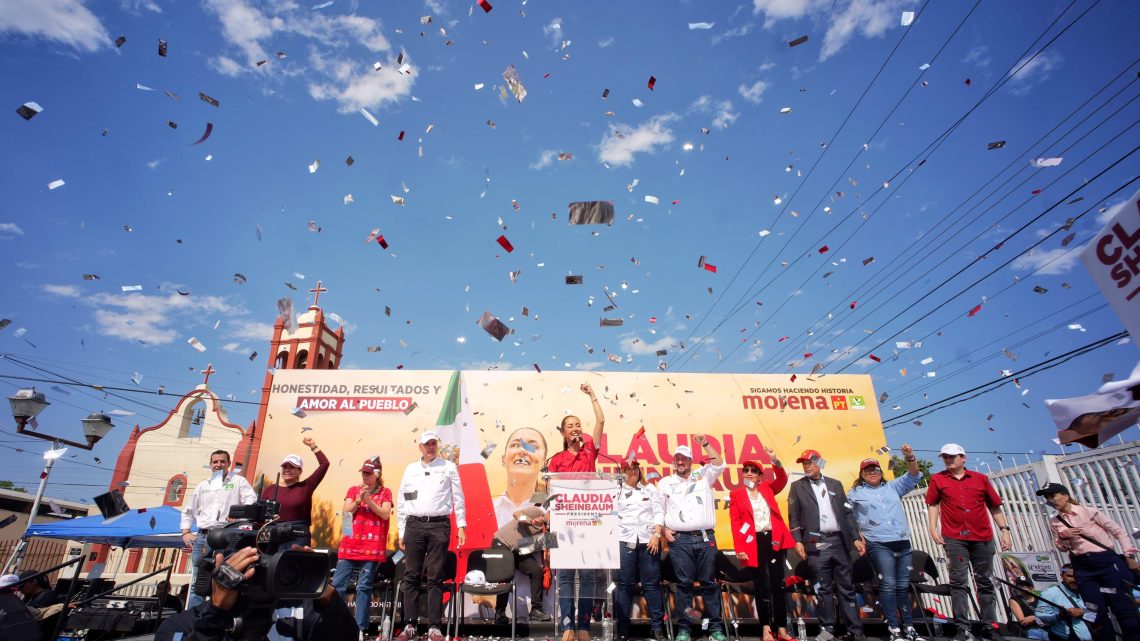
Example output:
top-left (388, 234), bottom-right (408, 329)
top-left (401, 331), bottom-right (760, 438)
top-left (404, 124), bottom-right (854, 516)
top-left (434, 372), bottom-right (496, 566)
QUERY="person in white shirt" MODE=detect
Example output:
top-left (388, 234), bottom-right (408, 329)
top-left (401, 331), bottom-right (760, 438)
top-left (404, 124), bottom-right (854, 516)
top-left (656, 435), bottom-right (728, 641)
top-left (179, 449), bottom-right (257, 609)
top-left (615, 459), bottom-right (666, 641)
top-left (394, 431), bottom-right (466, 641)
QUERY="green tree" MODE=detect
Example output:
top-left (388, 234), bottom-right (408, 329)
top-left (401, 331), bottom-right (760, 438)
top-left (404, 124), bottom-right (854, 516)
top-left (0, 480), bottom-right (28, 493)
top-left (889, 455), bottom-right (934, 488)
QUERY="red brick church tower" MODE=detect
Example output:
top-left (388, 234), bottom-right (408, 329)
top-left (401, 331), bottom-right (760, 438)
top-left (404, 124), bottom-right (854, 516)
top-left (240, 281), bottom-right (345, 476)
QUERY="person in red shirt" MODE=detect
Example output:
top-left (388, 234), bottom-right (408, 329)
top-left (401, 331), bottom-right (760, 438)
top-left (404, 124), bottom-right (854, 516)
top-left (728, 447), bottom-right (794, 641)
top-left (333, 457), bottom-right (393, 636)
top-left (260, 436), bottom-right (330, 548)
top-left (925, 443), bottom-right (1012, 641)
top-left (548, 382), bottom-right (605, 641)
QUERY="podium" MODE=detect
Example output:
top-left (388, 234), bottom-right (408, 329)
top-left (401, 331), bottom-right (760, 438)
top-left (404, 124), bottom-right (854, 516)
top-left (546, 471), bottom-right (623, 636)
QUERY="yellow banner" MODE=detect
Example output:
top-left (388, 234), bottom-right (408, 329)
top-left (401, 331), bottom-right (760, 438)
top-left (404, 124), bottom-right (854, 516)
top-left (255, 370), bottom-right (885, 549)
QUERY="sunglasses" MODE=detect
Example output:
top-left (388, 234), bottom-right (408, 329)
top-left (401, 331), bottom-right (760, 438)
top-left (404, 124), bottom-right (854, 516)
top-left (864, 467), bottom-right (882, 474)
top-left (742, 466), bottom-right (761, 474)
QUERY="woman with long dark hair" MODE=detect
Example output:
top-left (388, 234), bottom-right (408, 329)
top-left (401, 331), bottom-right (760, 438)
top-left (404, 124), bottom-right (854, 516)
top-left (614, 459), bottom-right (666, 641)
top-left (548, 382), bottom-right (605, 641)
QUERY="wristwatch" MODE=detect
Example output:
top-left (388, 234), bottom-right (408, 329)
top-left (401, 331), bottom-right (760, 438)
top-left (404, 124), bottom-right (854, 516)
top-left (212, 563), bottom-right (246, 590)
top-left (999, 526), bottom-right (1011, 531)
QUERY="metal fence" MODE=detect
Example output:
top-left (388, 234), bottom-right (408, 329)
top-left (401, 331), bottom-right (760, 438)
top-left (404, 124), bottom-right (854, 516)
top-left (901, 440), bottom-right (1140, 623)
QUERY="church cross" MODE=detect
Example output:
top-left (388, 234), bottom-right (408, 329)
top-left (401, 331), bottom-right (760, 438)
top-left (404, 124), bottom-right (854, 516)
top-left (309, 280), bottom-right (328, 307)
top-left (201, 363), bottom-right (216, 385)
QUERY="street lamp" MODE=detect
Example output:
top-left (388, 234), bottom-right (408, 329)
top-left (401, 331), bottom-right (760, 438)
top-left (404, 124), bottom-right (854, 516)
top-left (4, 389), bottom-right (115, 573)
top-left (9, 388), bottom-right (114, 450)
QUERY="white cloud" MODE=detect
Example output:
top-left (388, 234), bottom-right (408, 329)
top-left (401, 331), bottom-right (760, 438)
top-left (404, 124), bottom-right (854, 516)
top-left (530, 149), bottom-right (557, 170)
top-left (820, 0), bottom-right (901, 61)
top-left (1097, 193), bottom-right (1134, 226)
top-left (598, 36), bottom-right (614, 48)
top-left (745, 346), bottom-right (765, 362)
top-left (120, 0), bottom-right (161, 13)
top-left (423, 0), bottom-right (446, 16)
top-left (202, 0), bottom-right (275, 68)
top-left (1010, 247), bottom-right (1082, 276)
top-left (575, 361), bottom-right (605, 371)
top-left (0, 0), bottom-right (109, 52)
top-left (1007, 51), bottom-right (1062, 96)
top-left (146, 159), bottom-right (165, 170)
top-left (962, 45), bottom-right (991, 67)
top-left (690, 95), bottom-right (739, 129)
top-left (619, 334), bottom-right (676, 356)
top-left (752, 0), bottom-right (828, 21)
top-left (228, 320), bottom-right (275, 341)
top-left (210, 55), bottom-right (245, 76)
top-left (757, 61), bottom-right (778, 71)
top-left (308, 52), bottom-right (414, 113)
top-left (222, 342), bottom-right (244, 353)
top-left (543, 17), bottom-right (562, 46)
top-left (712, 23), bottom-right (753, 45)
top-left (738, 80), bottom-right (769, 104)
top-left (42, 283), bottom-right (81, 297)
top-left (596, 113), bottom-right (678, 167)
top-left (0, 222), bottom-right (25, 236)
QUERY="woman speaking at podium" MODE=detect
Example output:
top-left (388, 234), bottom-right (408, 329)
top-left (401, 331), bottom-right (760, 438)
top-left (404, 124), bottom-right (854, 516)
top-left (548, 382), bottom-right (606, 641)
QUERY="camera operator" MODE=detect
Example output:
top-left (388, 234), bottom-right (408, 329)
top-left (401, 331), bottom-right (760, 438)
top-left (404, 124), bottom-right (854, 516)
top-left (260, 437), bottom-right (330, 548)
top-left (155, 547), bottom-right (358, 641)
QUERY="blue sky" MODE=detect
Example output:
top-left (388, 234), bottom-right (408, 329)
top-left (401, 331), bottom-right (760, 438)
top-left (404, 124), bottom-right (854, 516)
top-left (1, 0), bottom-right (1138, 502)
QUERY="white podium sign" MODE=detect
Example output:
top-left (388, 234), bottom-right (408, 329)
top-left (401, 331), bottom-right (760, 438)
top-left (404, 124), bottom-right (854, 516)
top-left (548, 473), bottom-right (621, 569)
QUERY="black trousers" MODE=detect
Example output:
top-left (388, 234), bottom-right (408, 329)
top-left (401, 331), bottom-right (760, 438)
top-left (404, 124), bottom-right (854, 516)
top-left (750, 530), bottom-right (789, 630)
top-left (402, 519), bottom-right (451, 627)
top-left (495, 545), bottom-right (545, 615)
top-left (807, 533), bottom-right (862, 633)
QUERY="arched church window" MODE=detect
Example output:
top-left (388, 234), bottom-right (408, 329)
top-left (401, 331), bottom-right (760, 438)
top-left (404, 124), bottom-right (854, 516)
top-left (163, 475), bottom-right (188, 506)
top-left (296, 350), bottom-right (308, 369)
top-left (276, 351), bottom-right (289, 369)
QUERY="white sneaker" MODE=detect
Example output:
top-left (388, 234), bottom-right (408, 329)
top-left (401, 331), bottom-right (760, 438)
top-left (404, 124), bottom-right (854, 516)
top-left (393, 625), bottom-right (416, 641)
top-left (426, 627), bottom-right (444, 641)
top-left (905, 627), bottom-right (927, 641)
top-left (889, 627), bottom-right (907, 641)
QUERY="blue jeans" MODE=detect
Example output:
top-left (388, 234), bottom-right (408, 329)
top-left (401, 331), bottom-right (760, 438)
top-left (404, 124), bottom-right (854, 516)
top-left (615, 543), bottom-right (665, 636)
top-left (557, 568), bottom-right (597, 631)
top-left (332, 559), bottom-right (377, 632)
top-left (866, 540), bottom-right (913, 629)
top-left (669, 531), bottom-right (723, 635)
top-left (186, 533), bottom-right (210, 609)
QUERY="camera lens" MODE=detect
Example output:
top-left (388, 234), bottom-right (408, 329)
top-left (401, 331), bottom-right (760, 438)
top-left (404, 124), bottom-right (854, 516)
top-left (275, 557), bottom-right (303, 591)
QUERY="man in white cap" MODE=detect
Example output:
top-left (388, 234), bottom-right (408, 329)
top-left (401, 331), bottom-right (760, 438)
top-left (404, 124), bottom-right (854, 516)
top-left (926, 443), bottom-right (1012, 641)
top-left (395, 431), bottom-right (466, 641)
top-left (655, 435), bottom-right (727, 641)
top-left (180, 449), bottom-right (257, 609)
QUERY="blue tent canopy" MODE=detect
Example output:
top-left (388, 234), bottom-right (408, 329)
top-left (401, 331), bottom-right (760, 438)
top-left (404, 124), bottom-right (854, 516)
top-left (25, 506), bottom-right (193, 548)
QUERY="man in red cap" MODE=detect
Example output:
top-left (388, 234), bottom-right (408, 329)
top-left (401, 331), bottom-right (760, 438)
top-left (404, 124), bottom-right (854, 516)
top-left (332, 456), bottom-right (393, 637)
top-left (787, 449), bottom-right (865, 641)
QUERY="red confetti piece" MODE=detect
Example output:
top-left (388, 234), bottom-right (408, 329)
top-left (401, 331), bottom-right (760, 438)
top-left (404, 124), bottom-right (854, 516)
top-left (818, 245), bottom-right (829, 254)
top-left (648, 75), bottom-right (656, 90)
top-left (967, 304), bottom-right (983, 317)
top-left (704, 263), bottom-right (717, 273)
top-left (869, 354), bottom-right (881, 363)
top-left (778, 336), bottom-right (789, 342)
top-left (376, 235), bottom-right (389, 249)
top-left (1031, 189), bottom-right (1041, 195)
top-left (543, 73), bottom-right (550, 78)
top-left (965, 78), bottom-right (972, 86)
top-left (397, 130), bottom-right (405, 141)
top-left (803, 353), bottom-right (813, 358)
top-left (850, 301), bottom-right (857, 309)
top-left (790, 374), bottom-right (797, 382)
top-left (496, 235), bottom-right (514, 252)
top-left (533, 363), bottom-right (541, 373)
top-left (477, 0), bottom-right (492, 12)
top-left (649, 317), bottom-right (657, 323)
top-left (672, 199), bottom-right (680, 205)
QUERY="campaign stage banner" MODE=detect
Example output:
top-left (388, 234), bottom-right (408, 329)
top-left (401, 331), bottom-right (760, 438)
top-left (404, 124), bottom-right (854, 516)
top-left (1080, 187), bottom-right (1140, 345)
top-left (253, 369), bottom-right (886, 552)
top-left (1001, 551), bottom-right (1062, 590)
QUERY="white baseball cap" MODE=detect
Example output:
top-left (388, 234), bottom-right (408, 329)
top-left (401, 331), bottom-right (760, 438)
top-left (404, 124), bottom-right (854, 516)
top-left (419, 430), bottom-right (440, 444)
top-left (463, 570), bottom-right (486, 586)
top-left (674, 445), bottom-right (694, 460)
top-left (0, 574), bottom-right (19, 589)
top-left (939, 443), bottom-right (966, 456)
top-left (281, 454), bottom-right (304, 468)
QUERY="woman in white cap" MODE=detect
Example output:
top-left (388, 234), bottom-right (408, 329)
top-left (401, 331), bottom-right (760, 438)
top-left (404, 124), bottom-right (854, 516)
top-left (259, 436), bottom-right (330, 547)
top-left (1037, 483), bottom-right (1140, 641)
top-left (848, 444), bottom-right (924, 641)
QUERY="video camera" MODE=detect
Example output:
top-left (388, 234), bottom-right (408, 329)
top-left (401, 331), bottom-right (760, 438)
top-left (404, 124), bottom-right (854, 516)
top-left (193, 497), bottom-right (329, 604)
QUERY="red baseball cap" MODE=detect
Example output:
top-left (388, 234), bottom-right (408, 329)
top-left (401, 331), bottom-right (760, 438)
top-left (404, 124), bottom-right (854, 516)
top-left (740, 460), bottom-right (764, 471)
top-left (859, 458), bottom-right (882, 471)
top-left (795, 449), bottom-right (822, 464)
top-left (359, 458), bottom-right (381, 473)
